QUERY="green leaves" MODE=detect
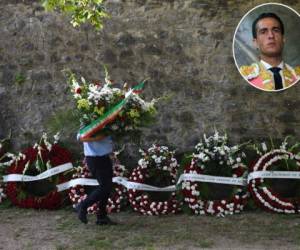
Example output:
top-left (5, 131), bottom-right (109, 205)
top-left (41, 0), bottom-right (109, 30)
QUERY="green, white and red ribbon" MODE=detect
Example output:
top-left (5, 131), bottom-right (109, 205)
top-left (79, 81), bottom-right (145, 140)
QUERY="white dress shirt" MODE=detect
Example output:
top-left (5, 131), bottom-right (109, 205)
top-left (260, 60), bottom-right (286, 86)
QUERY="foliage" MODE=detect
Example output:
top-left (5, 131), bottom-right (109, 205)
top-left (41, 0), bottom-right (109, 30)
top-left (45, 109), bottom-right (80, 138)
top-left (15, 73), bottom-right (26, 86)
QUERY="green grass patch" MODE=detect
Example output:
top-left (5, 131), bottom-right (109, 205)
top-left (127, 234), bottom-right (155, 248)
top-left (196, 239), bottom-right (214, 248)
top-left (86, 238), bottom-right (113, 249)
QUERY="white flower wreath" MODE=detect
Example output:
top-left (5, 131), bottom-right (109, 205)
top-left (181, 132), bottom-right (249, 216)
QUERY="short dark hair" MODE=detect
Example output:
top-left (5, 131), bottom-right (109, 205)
top-left (252, 12), bottom-right (284, 38)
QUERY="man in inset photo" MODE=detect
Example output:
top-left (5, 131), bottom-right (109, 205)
top-left (239, 12), bottom-right (300, 91)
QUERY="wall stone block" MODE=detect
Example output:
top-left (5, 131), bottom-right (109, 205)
top-left (0, 0), bottom-right (299, 157)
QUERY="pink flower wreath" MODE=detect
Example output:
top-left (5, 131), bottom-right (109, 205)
top-left (248, 149), bottom-right (300, 214)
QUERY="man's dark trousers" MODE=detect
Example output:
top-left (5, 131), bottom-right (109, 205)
top-left (83, 155), bottom-right (113, 218)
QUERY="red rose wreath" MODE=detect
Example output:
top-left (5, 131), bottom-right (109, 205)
top-left (5, 133), bottom-right (72, 209)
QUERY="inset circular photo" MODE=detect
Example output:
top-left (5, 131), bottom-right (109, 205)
top-left (233, 3), bottom-right (300, 92)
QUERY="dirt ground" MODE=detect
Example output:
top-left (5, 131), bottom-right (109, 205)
top-left (0, 206), bottom-right (300, 250)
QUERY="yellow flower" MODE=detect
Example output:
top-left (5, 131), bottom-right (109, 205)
top-left (94, 106), bottom-right (105, 116)
top-left (77, 99), bottom-right (90, 110)
top-left (128, 109), bottom-right (140, 119)
top-left (133, 118), bottom-right (140, 125)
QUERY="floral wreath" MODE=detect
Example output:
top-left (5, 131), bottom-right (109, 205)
top-left (128, 144), bottom-right (180, 215)
top-left (68, 69), bottom-right (156, 137)
top-left (181, 132), bottom-right (249, 216)
top-left (69, 152), bottom-right (128, 214)
top-left (248, 140), bottom-right (300, 213)
top-left (4, 133), bottom-right (72, 209)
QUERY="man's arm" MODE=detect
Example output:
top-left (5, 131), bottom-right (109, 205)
top-left (79, 133), bottom-right (106, 142)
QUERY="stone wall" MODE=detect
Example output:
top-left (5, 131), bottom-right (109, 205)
top-left (0, 0), bottom-right (300, 158)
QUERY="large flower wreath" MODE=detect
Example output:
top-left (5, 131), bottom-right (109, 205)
top-left (68, 69), bottom-right (156, 139)
top-left (4, 133), bottom-right (73, 209)
top-left (128, 144), bottom-right (180, 215)
top-left (248, 140), bottom-right (300, 213)
top-left (69, 152), bottom-right (128, 214)
top-left (181, 132), bottom-right (249, 216)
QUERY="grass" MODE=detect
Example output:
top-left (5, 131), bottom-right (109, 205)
top-left (196, 239), bottom-right (214, 248)
top-left (56, 246), bottom-right (67, 250)
top-left (86, 238), bottom-right (113, 249)
top-left (56, 218), bottom-right (78, 231)
top-left (127, 235), bottom-right (154, 248)
top-left (2, 207), bottom-right (300, 249)
top-left (14, 73), bottom-right (26, 85)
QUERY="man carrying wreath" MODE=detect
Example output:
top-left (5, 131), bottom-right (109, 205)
top-left (68, 71), bottom-right (155, 225)
top-left (76, 132), bottom-right (117, 225)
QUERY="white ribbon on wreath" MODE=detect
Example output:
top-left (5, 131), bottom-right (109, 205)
top-left (178, 173), bottom-right (246, 186)
top-left (247, 171), bottom-right (300, 182)
top-left (4, 166), bottom-right (300, 193)
top-left (56, 173), bottom-right (248, 192)
top-left (2, 163), bottom-right (73, 182)
top-left (56, 176), bottom-right (176, 192)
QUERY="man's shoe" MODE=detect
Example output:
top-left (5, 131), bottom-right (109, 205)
top-left (96, 215), bottom-right (117, 225)
top-left (77, 202), bottom-right (88, 224)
